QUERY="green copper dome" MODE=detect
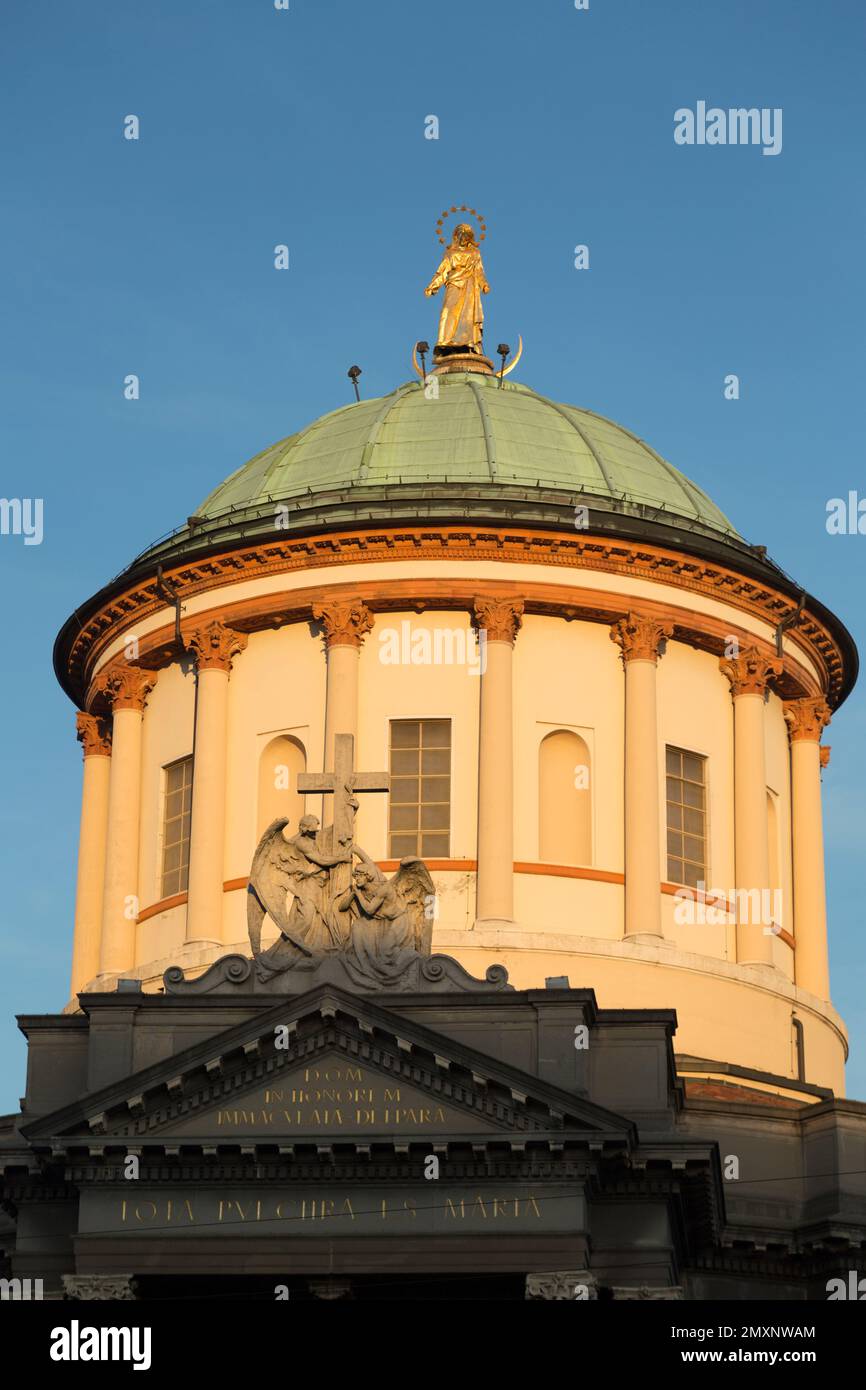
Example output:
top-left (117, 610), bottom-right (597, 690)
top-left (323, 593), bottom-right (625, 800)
top-left (196, 374), bottom-right (738, 538)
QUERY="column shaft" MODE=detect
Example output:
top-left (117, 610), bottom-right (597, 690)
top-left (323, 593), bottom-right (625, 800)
top-left (785, 698), bottom-right (832, 999)
top-left (186, 621), bottom-right (246, 945)
top-left (323, 644), bottom-right (360, 771)
top-left (721, 647), bottom-right (783, 965)
top-left (611, 613), bottom-right (672, 939)
top-left (624, 659), bottom-right (663, 936)
top-left (99, 682), bottom-right (151, 975)
top-left (70, 714), bottom-right (112, 996)
top-left (474, 598), bottom-right (523, 924)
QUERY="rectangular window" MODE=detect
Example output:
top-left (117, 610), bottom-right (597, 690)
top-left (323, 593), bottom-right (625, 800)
top-left (388, 719), bottom-right (451, 859)
top-left (665, 746), bottom-right (707, 889)
top-left (161, 756), bottom-right (193, 898)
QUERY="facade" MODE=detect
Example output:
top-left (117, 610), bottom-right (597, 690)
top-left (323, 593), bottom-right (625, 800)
top-left (2, 346), bottom-right (865, 1300)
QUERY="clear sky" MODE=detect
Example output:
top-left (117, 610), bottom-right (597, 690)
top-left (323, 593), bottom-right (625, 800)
top-left (1, 0), bottom-right (864, 1108)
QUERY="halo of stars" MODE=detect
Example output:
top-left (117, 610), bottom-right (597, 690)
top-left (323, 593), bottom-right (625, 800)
top-left (435, 204), bottom-right (487, 245)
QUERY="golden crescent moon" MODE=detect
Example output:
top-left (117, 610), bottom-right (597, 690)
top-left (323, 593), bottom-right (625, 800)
top-left (411, 343), bottom-right (424, 378)
top-left (500, 335), bottom-right (523, 376)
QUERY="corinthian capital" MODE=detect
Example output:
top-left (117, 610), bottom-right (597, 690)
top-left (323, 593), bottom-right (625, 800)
top-left (783, 696), bottom-right (832, 743)
top-left (76, 711), bottom-right (112, 758)
top-left (610, 611), bottom-right (672, 664)
top-left (472, 597), bottom-right (524, 644)
top-left (187, 619), bottom-right (248, 673)
top-left (93, 666), bottom-right (157, 712)
top-left (719, 645), bottom-right (783, 697)
top-left (312, 599), bottom-right (374, 649)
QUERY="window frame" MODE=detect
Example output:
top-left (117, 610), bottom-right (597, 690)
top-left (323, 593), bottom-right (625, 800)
top-left (664, 744), bottom-right (709, 889)
top-left (159, 754), bottom-right (193, 899)
top-left (387, 717), bottom-right (452, 860)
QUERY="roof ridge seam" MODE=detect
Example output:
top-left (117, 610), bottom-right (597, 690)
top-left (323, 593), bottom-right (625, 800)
top-left (531, 391), bottom-right (616, 494)
top-left (465, 376), bottom-right (497, 481)
top-left (356, 382), bottom-right (419, 483)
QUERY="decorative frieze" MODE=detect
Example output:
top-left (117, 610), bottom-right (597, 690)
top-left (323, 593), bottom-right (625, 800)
top-left (312, 598), bottom-right (374, 649)
top-left (62, 1274), bottom-right (138, 1301)
top-left (59, 528), bottom-right (849, 708)
top-left (526, 1271), bottom-right (598, 1300)
top-left (610, 611), bottom-right (672, 664)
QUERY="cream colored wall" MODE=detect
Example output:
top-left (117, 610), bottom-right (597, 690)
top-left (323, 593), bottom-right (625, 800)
top-left (85, 565), bottom-right (843, 1093)
top-left (136, 660), bottom-right (195, 965)
top-left (354, 611), bottom-right (480, 930)
top-left (656, 642), bottom-right (734, 954)
top-left (513, 617), bottom-right (623, 876)
top-left (127, 604), bottom-right (801, 972)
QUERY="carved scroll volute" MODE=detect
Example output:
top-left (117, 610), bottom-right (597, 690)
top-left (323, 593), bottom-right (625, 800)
top-left (186, 619), bottom-right (248, 673)
top-left (610, 611), bottom-right (672, 664)
top-left (719, 645), bottom-right (783, 697)
top-left (783, 696), bottom-right (832, 743)
top-left (91, 666), bottom-right (157, 713)
top-left (312, 599), bottom-right (375, 649)
top-left (471, 597), bottom-right (524, 644)
top-left (75, 710), bottom-right (112, 758)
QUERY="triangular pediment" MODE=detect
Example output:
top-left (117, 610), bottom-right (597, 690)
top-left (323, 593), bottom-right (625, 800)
top-left (21, 984), bottom-right (634, 1152)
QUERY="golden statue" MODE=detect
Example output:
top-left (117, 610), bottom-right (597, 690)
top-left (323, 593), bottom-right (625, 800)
top-left (425, 222), bottom-right (490, 353)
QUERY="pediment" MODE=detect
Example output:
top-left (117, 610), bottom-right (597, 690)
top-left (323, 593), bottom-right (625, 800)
top-left (22, 984), bottom-right (634, 1152)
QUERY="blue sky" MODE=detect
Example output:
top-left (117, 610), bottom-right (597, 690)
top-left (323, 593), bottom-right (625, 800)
top-left (1, 0), bottom-right (864, 1107)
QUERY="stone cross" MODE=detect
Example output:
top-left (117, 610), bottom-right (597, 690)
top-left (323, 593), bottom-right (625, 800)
top-left (297, 733), bottom-right (390, 851)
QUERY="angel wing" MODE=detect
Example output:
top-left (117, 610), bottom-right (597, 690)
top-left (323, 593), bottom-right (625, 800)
top-left (246, 818), bottom-right (313, 958)
top-left (390, 857), bottom-right (437, 955)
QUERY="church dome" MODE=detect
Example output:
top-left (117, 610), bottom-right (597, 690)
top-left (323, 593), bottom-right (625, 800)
top-left (136, 373), bottom-right (747, 575)
top-left (200, 375), bottom-right (736, 531)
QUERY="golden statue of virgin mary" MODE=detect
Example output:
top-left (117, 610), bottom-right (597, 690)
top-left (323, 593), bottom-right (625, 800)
top-left (424, 222), bottom-right (490, 353)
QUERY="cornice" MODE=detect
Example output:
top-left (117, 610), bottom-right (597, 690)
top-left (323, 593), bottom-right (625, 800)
top-left (52, 526), bottom-right (851, 708)
top-left (83, 574), bottom-right (826, 712)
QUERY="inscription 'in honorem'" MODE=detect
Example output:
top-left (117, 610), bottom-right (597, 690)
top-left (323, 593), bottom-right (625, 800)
top-left (214, 1065), bottom-right (449, 1130)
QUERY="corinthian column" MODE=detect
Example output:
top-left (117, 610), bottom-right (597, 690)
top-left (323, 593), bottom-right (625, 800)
top-left (313, 599), bottom-right (374, 771)
top-left (720, 646), bottom-right (783, 965)
top-left (185, 620), bottom-right (247, 945)
top-left (473, 597), bottom-right (524, 923)
top-left (70, 712), bottom-right (112, 997)
top-left (611, 612), bottom-right (672, 938)
top-left (784, 696), bottom-right (832, 999)
top-left (96, 667), bottom-right (156, 976)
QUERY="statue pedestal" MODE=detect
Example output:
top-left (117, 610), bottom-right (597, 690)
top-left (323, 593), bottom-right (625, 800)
top-left (432, 350), bottom-right (494, 376)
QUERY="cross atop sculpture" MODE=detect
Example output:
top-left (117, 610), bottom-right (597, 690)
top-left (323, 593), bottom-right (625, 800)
top-left (297, 734), bottom-right (390, 852)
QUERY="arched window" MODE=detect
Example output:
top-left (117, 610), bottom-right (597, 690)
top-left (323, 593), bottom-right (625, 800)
top-left (257, 735), bottom-right (306, 838)
top-left (539, 730), bottom-right (592, 866)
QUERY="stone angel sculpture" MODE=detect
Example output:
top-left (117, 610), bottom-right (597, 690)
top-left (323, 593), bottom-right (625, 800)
top-left (246, 813), bottom-right (352, 980)
top-left (335, 851), bottom-right (437, 984)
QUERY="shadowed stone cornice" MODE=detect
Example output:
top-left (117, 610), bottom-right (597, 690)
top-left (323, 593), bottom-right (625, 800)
top-left (52, 527), bottom-right (853, 710)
